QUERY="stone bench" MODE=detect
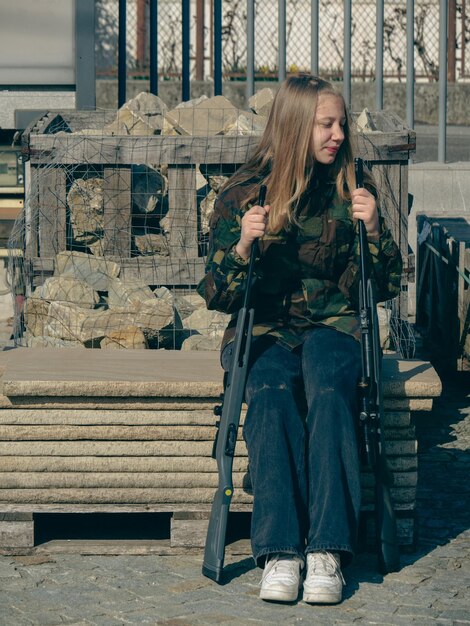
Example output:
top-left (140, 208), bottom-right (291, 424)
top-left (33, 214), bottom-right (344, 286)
top-left (0, 348), bottom-right (441, 554)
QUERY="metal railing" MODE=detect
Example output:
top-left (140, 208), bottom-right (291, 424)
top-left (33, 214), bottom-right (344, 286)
top-left (97, 0), bottom-right (467, 163)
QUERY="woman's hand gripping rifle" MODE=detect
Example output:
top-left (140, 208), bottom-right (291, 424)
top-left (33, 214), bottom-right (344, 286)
top-left (355, 158), bottom-right (400, 574)
top-left (202, 185), bottom-right (267, 583)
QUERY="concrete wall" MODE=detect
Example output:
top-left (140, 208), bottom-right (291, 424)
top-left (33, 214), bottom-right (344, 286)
top-left (97, 79), bottom-right (470, 126)
top-left (408, 161), bottom-right (470, 260)
top-left (4, 80), bottom-right (469, 131)
top-left (407, 161), bottom-right (470, 317)
top-left (0, 91), bottom-right (76, 130)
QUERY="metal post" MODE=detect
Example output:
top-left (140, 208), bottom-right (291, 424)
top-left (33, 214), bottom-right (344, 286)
top-left (75, 0), bottom-right (96, 110)
top-left (376, 0), bottom-right (384, 110)
top-left (118, 0), bottom-right (127, 107)
top-left (182, 0), bottom-right (191, 101)
top-left (278, 0), bottom-right (286, 82)
top-left (214, 0), bottom-right (222, 95)
top-left (136, 0), bottom-right (146, 70)
top-left (149, 0), bottom-right (158, 95)
top-left (406, 0), bottom-right (414, 129)
top-left (448, 0), bottom-right (456, 81)
top-left (196, 0), bottom-right (205, 80)
top-left (246, 0), bottom-right (255, 99)
top-left (462, 0), bottom-right (466, 77)
top-left (343, 0), bottom-right (352, 107)
top-left (311, 0), bottom-right (319, 75)
top-left (438, 0), bottom-right (448, 162)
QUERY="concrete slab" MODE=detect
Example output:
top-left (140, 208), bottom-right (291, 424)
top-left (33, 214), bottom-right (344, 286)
top-left (0, 348), bottom-right (225, 397)
top-left (0, 348), bottom-right (441, 400)
top-left (0, 348), bottom-right (223, 383)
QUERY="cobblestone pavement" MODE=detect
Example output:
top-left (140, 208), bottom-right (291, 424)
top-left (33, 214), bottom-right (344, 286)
top-left (0, 372), bottom-right (468, 625)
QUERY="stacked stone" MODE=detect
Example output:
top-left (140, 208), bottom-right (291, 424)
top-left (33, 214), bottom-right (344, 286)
top-left (59, 89), bottom-right (272, 255)
top-left (0, 349), bottom-right (441, 552)
top-left (23, 250), bottom-right (230, 350)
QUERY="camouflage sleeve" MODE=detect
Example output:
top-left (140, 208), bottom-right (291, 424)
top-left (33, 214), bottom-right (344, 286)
top-left (366, 215), bottom-right (403, 302)
top-left (339, 212), bottom-right (403, 307)
top-left (196, 185), bottom-right (258, 313)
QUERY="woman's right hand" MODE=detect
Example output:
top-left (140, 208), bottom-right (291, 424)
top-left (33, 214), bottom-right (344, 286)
top-left (235, 203), bottom-right (271, 260)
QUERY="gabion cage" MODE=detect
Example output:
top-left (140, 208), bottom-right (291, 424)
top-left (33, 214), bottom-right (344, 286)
top-left (9, 91), bottom-right (415, 351)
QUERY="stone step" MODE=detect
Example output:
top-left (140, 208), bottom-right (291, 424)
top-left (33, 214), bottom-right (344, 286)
top-left (0, 424), bottom-right (417, 441)
top-left (0, 486), bottom-right (416, 505)
top-left (0, 439), bottom-right (418, 457)
top-left (0, 396), bottom-right (436, 411)
top-left (0, 348), bottom-right (441, 554)
top-left (0, 454), bottom-right (417, 473)
top-left (0, 408), bottom-right (412, 427)
top-left (0, 470), bottom-right (418, 490)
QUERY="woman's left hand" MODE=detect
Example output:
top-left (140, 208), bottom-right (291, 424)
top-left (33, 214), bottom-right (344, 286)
top-left (351, 188), bottom-right (380, 239)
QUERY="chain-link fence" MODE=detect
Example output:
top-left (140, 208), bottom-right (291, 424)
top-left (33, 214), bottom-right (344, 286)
top-left (96, 0), bottom-right (470, 83)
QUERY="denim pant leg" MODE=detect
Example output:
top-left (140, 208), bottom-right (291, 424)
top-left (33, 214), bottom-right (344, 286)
top-left (301, 327), bottom-right (362, 563)
top-left (242, 339), bottom-right (307, 566)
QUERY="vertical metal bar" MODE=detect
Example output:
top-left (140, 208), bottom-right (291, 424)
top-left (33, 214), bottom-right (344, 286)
top-left (311, 0), bottom-right (319, 75)
top-left (343, 0), bottom-right (352, 107)
top-left (438, 0), bottom-right (448, 162)
top-left (210, 0), bottom-right (214, 82)
top-left (214, 0), bottom-right (223, 95)
top-left (75, 0), bottom-right (96, 110)
top-left (118, 0), bottom-right (127, 107)
top-left (406, 0), bottom-right (414, 129)
top-left (196, 0), bottom-right (205, 80)
top-left (462, 0), bottom-right (466, 77)
top-left (136, 0), bottom-right (147, 71)
top-left (448, 0), bottom-right (456, 81)
top-left (182, 0), bottom-right (191, 101)
top-left (376, 0), bottom-right (384, 109)
top-left (278, 0), bottom-right (286, 82)
top-left (246, 0), bottom-right (255, 99)
top-left (149, 0), bottom-right (158, 95)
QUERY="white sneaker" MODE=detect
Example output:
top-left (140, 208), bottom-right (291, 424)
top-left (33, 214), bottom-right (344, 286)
top-left (303, 551), bottom-right (345, 604)
top-left (259, 553), bottom-right (303, 602)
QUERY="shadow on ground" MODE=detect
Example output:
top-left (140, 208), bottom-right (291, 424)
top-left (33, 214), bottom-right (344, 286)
top-left (409, 370), bottom-right (470, 558)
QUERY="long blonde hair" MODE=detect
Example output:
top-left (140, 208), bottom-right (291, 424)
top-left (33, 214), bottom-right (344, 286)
top-left (224, 74), bottom-right (359, 233)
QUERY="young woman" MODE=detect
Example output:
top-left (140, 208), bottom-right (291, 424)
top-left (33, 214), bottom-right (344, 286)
top-left (197, 74), bottom-right (402, 604)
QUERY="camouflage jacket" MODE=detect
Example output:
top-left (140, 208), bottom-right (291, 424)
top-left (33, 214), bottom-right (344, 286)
top-left (197, 177), bottom-right (403, 351)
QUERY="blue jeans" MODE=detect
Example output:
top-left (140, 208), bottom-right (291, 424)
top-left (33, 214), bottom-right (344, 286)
top-left (224, 326), bottom-right (362, 567)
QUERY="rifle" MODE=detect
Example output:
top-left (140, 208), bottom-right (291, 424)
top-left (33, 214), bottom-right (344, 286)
top-left (202, 184), bottom-right (267, 583)
top-left (355, 157), bottom-right (400, 574)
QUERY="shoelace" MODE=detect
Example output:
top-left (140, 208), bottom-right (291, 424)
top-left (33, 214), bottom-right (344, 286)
top-left (308, 552), bottom-right (345, 584)
top-left (261, 555), bottom-right (300, 586)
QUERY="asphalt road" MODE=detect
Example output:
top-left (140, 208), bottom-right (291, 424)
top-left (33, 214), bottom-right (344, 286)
top-left (414, 125), bottom-right (470, 163)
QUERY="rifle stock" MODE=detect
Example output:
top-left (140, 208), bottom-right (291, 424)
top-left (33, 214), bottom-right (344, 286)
top-left (202, 185), bottom-right (267, 583)
top-left (355, 158), bottom-right (400, 574)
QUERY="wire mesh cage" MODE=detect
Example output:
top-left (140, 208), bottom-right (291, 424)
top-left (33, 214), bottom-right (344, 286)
top-left (9, 93), bottom-right (264, 350)
top-left (8, 91), bottom-right (415, 354)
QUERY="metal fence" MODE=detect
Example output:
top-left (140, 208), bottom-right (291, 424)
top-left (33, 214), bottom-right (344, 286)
top-left (96, 0), bottom-right (469, 83)
top-left (95, 0), bottom-right (464, 161)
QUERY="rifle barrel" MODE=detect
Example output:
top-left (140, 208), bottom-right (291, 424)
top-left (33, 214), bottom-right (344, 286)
top-left (202, 183), bottom-right (267, 583)
top-left (354, 157), bottom-right (400, 574)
